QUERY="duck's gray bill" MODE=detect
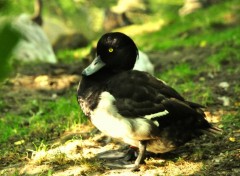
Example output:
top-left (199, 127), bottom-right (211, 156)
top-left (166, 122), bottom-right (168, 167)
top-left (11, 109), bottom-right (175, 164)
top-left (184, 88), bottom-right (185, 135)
top-left (82, 56), bottom-right (106, 76)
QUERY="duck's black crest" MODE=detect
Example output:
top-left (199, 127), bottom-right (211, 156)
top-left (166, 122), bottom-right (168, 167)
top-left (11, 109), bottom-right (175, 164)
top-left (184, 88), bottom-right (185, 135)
top-left (97, 32), bottom-right (138, 71)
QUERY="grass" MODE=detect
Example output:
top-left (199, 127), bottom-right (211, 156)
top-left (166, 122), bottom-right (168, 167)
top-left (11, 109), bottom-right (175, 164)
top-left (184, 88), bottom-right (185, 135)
top-left (154, 61), bottom-right (216, 105)
top-left (207, 43), bottom-right (240, 70)
top-left (57, 45), bottom-right (92, 64)
top-left (221, 111), bottom-right (240, 130)
top-left (157, 63), bottom-right (198, 83)
top-left (136, 0), bottom-right (240, 51)
top-left (0, 91), bottom-right (85, 144)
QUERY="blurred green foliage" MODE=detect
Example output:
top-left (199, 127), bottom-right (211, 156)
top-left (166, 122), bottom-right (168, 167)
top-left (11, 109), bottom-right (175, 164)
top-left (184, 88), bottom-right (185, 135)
top-left (0, 0), bottom-right (117, 39)
top-left (0, 0), bottom-right (186, 39)
top-left (0, 0), bottom-right (8, 12)
top-left (0, 23), bottom-right (20, 82)
top-left (137, 0), bottom-right (240, 51)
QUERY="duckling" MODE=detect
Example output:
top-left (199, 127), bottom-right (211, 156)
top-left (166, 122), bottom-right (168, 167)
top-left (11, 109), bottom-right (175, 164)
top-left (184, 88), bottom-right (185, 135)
top-left (77, 32), bottom-right (220, 170)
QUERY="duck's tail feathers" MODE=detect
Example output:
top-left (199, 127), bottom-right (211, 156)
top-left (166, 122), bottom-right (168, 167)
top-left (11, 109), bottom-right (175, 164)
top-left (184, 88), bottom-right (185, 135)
top-left (201, 125), bottom-right (223, 136)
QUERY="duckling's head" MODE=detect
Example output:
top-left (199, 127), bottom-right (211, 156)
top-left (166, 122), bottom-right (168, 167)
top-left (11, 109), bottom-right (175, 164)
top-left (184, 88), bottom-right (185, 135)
top-left (82, 32), bottom-right (138, 76)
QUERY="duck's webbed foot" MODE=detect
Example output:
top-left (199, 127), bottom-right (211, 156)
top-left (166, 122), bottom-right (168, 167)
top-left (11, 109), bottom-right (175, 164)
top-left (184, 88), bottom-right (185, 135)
top-left (101, 141), bottom-right (147, 171)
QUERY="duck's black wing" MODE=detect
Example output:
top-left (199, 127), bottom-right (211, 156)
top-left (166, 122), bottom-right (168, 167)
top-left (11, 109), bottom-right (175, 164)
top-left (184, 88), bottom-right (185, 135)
top-left (106, 70), bottom-right (212, 135)
top-left (107, 71), bottom-right (201, 116)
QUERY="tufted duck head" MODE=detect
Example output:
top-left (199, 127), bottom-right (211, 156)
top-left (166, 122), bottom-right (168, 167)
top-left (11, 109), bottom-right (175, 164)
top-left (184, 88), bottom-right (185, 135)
top-left (82, 32), bottom-right (138, 76)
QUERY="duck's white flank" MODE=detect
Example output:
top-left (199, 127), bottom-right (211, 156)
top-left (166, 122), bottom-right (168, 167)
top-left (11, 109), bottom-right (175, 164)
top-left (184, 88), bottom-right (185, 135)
top-left (91, 92), bottom-right (158, 147)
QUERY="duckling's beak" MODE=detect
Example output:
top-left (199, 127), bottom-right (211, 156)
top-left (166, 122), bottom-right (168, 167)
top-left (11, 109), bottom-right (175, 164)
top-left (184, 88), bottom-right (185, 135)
top-left (82, 56), bottom-right (106, 76)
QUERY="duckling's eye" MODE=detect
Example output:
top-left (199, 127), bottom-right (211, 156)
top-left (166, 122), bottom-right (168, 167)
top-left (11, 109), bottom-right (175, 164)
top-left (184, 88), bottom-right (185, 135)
top-left (108, 48), bottom-right (114, 53)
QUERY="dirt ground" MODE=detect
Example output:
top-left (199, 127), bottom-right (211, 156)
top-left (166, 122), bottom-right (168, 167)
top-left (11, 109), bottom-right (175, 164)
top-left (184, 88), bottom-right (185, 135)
top-left (0, 46), bottom-right (239, 176)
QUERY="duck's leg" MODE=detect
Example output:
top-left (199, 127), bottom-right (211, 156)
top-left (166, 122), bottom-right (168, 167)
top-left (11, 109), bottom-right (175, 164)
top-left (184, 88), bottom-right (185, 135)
top-left (104, 141), bottom-right (147, 171)
top-left (129, 141), bottom-right (147, 171)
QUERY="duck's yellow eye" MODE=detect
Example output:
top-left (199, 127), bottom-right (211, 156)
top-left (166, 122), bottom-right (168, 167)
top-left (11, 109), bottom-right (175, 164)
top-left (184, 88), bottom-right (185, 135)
top-left (108, 48), bottom-right (113, 52)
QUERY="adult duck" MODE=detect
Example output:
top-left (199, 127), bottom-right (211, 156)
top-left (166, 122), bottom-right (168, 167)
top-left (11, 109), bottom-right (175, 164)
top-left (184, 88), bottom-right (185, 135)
top-left (77, 32), bottom-right (220, 170)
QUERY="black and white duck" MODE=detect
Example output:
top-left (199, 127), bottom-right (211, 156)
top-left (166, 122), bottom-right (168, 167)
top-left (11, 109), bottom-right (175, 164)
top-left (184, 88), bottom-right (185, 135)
top-left (77, 32), bottom-right (220, 170)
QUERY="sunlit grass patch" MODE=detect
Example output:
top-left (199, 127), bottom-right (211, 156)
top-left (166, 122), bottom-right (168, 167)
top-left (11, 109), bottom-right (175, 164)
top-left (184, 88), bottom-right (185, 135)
top-left (155, 63), bottom-right (214, 105)
top-left (221, 111), bottom-right (240, 130)
top-left (157, 63), bottom-right (198, 84)
top-left (21, 137), bottom-right (106, 175)
top-left (205, 43), bottom-right (240, 71)
top-left (178, 82), bottom-right (214, 105)
top-left (31, 141), bottom-right (49, 165)
top-left (144, 157), bottom-right (203, 176)
top-left (136, 0), bottom-right (240, 51)
top-left (57, 45), bottom-right (92, 63)
top-left (0, 114), bottom-right (28, 143)
top-left (0, 92), bottom-right (85, 144)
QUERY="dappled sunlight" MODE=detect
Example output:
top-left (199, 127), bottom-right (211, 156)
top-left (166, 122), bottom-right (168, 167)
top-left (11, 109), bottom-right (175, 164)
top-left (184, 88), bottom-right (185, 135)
top-left (9, 74), bottom-right (80, 91)
top-left (205, 108), bottom-right (239, 127)
top-left (115, 19), bottom-right (165, 36)
top-left (52, 165), bottom-right (90, 176)
top-left (143, 159), bottom-right (203, 176)
top-left (17, 132), bottom-right (106, 175)
top-left (204, 110), bottom-right (222, 123)
top-left (11, 123), bottom-right (205, 176)
top-left (19, 130), bottom-right (116, 175)
top-left (20, 164), bottom-right (51, 175)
